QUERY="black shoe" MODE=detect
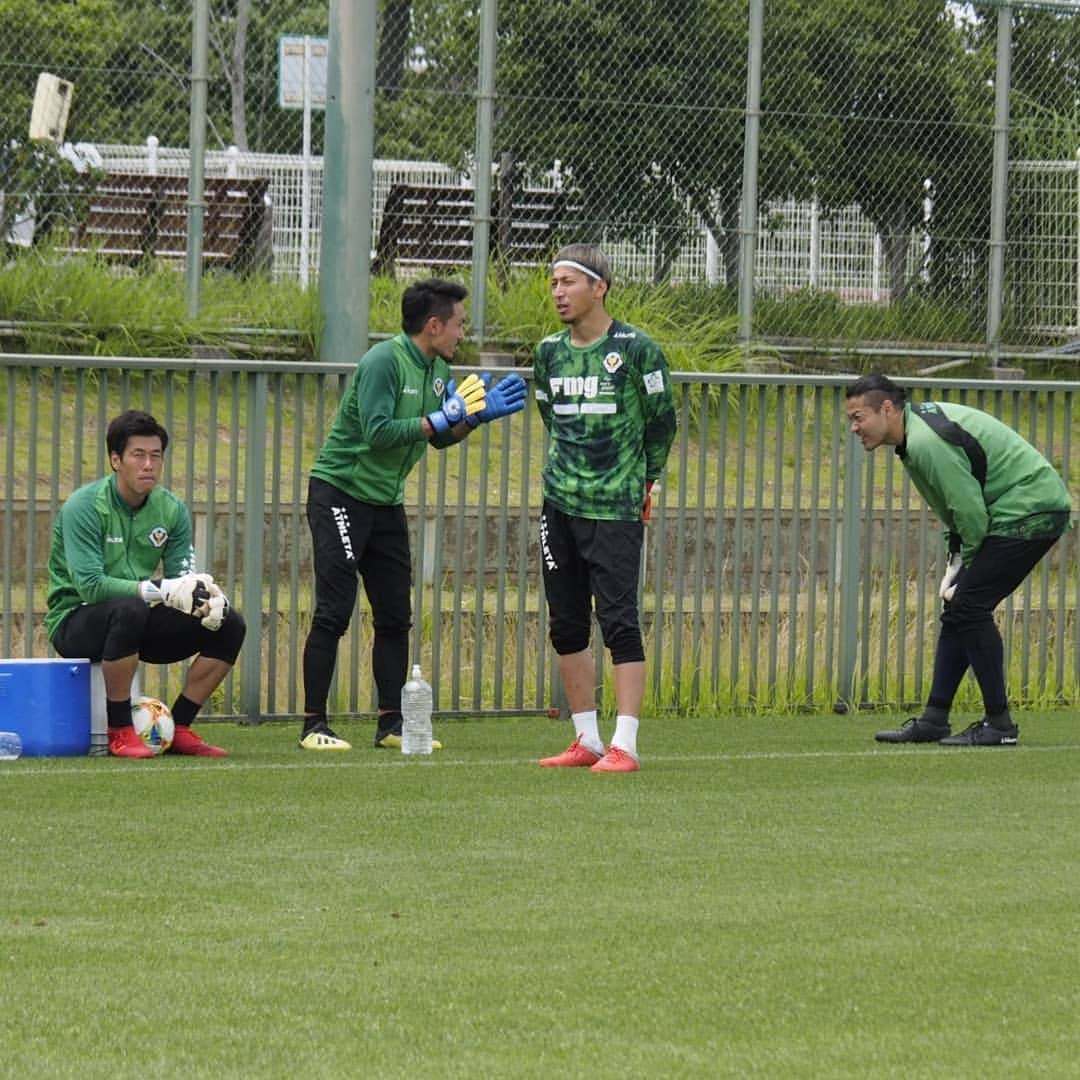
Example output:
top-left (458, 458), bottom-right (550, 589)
top-left (374, 726), bottom-right (402, 749)
top-left (874, 717), bottom-right (951, 744)
top-left (939, 719), bottom-right (1019, 746)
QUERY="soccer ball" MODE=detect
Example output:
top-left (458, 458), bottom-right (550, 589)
top-left (130, 697), bottom-right (175, 755)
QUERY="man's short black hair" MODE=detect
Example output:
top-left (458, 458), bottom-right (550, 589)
top-left (401, 278), bottom-right (469, 335)
top-left (845, 373), bottom-right (906, 410)
top-left (106, 410), bottom-right (169, 457)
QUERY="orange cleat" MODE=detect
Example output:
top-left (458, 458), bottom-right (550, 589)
top-left (590, 746), bottom-right (640, 773)
top-left (108, 725), bottom-right (157, 759)
top-left (168, 724), bottom-right (228, 757)
top-left (539, 738), bottom-right (602, 768)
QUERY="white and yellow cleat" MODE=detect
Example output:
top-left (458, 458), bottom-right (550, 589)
top-left (374, 730), bottom-right (443, 750)
top-left (299, 724), bottom-right (352, 751)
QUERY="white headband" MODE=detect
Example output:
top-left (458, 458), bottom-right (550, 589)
top-left (552, 259), bottom-right (605, 282)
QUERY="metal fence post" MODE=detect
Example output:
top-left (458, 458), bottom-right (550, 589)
top-left (185, 0), bottom-right (210, 319)
top-left (986, 3), bottom-right (1013, 367)
top-left (737, 0), bottom-right (764, 358)
top-left (836, 430), bottom-right (863, 712)
top-left (470, 0), bottom-right (497, 344)
top-left (241, 371), bottom-right (268, 720)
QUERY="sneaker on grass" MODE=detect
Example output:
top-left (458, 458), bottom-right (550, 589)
top-left (874, 717), bottom-right (951, 744)
top-left (169, 724), bottom-right (228, 757)
top-left (939, 719), bottom-right (1019, 747)
top-left (299, 724), bottom-right (352, 751)
top-left (108, 725), bottom-right (156, 759)
top-left (539, 738), bottom-right (602, 768)
top-left (375, 730), bottom-right (442, 750)
top-left (590, 746), bottom-right (640, 773)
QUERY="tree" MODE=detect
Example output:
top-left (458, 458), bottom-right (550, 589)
top-left (803, 0), bottom-right (991, 305)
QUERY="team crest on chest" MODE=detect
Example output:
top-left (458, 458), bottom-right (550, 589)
top-left (433, 376), bottom-right (445, 397)
top-left (603, 351), bottom-right (623, 374)
top-left (148, 526), bottom-right (169, 548)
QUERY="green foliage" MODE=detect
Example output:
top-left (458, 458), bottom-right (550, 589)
top-left (0, 253), bottom-right (322, 357)
top-left (486, 267), bottom-right (749, 371)
top-left (0, 140), bottom-right (99, 244)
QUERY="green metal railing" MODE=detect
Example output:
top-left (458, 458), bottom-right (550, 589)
top-left (3, 355), bottom-right (1078, 720)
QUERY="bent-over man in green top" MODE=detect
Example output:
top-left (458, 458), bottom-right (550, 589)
top-left (299, 278), bottom-right (526, 751)
top-left (846, 373), bottom-right (1071, 746)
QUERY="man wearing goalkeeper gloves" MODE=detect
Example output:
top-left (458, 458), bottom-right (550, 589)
top-left (300, 278), bottom-right (527, 751)
top-left (846, 374), bottom-right (1071, 747)
top-left (534, 245), bottom-right (676, 773)
top-left (46, 410), bottom-right (246, 758)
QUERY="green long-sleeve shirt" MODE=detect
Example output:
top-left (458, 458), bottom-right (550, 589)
top-left (310, 333), bottom-right (457, 505)
top-left (897, 401), bottom-right (1071, 565)
top-left (45, 474), bottom-right (196, 641)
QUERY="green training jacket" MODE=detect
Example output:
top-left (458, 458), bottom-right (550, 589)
top-left (45, 474), bottom-right (196, 641)
top-left (310, 333), bottom-right (457, 505)
top-left (897, 401), bottom-right (1071, 565)
top-left (533, 319), bottom-right (677, 521)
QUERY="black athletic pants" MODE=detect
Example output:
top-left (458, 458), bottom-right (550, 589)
top-left (928, 533), bottom-right (1061, 717)
top-left (302, 477), bottom-right (412, 716)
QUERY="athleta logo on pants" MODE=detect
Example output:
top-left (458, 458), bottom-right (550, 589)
top-left (332, 505), bottom-right (355, 560)
top-left (539, 513), bottom-right (557, 571)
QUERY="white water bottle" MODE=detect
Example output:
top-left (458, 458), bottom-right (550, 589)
top-left (401, 664), bottom-right (433, 755)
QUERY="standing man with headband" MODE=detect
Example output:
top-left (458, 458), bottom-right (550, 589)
top-left (534, 244), bottom-right (677, 772)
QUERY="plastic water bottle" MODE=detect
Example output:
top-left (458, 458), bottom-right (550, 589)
top-left (0, 731), bottom-right (23, 761)
top-left (401, 664), bottom-right (433, 756)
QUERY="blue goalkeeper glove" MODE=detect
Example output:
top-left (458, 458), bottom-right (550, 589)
top-left (426, 372), bottom-right (486, 434)
top-left (465, 372), bottom-right (527, 426)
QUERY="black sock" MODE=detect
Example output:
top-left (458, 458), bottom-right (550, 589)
top-left (376, 710), bottom-right (402, 736)
top-left (303, 714), bottom-right (327, 734)
top-left (920, 705), bottom-right (949, 726)
top-left (107, 698), bottom-right (132, 728)
top-left (170, 695), bottom-right (200, 728)
top-left (986, 709), bottom-right (1014, 730)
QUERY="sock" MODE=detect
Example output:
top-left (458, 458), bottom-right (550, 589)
top-left (106, 698), bottom-right (132, 729)
top-left (302, 714), bottom-right (326, 735)
top-left (986, 708), bottom-right (1014, 731)
top-left (920, 705), bottom-right (950, 726)
top-left (611, 714), bottom-right (639, 758)
top-left (170, 695), bottom-right (200, 729)
top-left (377, 710), bottom-right (403, 736)
top-left (571, 710), bottom-right (602, 753)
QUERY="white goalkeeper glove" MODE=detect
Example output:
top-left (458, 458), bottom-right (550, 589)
top-left (939, 554), bottom-right (962, 602)
top-left (140, 573), bottom-right (214, 617)
top-left (200, 581), bottom-right (230, 631)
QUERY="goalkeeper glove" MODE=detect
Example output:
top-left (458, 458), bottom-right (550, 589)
top-left (200, 581), bottom-right (230, 631)
top-left (426, 372), bottom-right (486, 434)
top-left (140, 573), bottom-right (214, 617)
top-left (939, 553), bottom-right (962, 602)
top-left (466, 373), bottom-right (527, 426)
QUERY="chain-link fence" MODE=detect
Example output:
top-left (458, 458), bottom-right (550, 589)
top-left (3, 1), bottom-right (1080, 358)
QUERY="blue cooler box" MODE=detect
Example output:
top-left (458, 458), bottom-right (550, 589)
top-left (0, 658), bottom-right (92, 756)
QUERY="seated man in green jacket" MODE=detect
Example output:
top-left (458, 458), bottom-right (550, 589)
top-left (845, 373), bottom-right (1071, 746)
top-left (47, 409), bottom-right (246, 758)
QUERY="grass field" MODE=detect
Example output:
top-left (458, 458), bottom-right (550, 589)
top-left (2, 713), bottom-right (1079, 1079)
